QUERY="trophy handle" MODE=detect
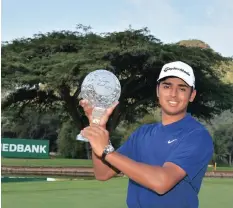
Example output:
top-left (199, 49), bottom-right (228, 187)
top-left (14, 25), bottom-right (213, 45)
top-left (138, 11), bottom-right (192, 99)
top-left (76, 107), bottom-right (106, 142)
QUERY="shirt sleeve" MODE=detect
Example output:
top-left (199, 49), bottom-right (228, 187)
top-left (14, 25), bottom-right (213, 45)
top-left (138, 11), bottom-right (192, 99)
top-left (116, 130), bottom-right (136, 159)
top-left (116, 125), bottom-right (146, 159)
top-left (165, 128), bottom-right (214, 180)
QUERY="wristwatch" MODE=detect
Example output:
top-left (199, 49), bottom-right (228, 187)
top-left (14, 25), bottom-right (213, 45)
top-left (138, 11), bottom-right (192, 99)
top-left (101, 144), bottom-right (115, 161)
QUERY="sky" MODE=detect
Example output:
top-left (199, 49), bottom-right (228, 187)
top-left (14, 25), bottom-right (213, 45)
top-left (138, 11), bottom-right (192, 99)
top-left (1, 0), bottom-right (233, 57)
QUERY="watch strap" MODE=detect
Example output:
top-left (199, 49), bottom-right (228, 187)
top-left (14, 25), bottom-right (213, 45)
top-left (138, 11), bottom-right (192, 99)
top-left (101, 144), bottom-right (114, 161)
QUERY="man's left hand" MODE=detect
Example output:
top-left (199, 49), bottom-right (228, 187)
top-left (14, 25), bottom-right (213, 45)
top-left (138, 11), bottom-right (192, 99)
top-left (81, 124), bottom-right (110, 157)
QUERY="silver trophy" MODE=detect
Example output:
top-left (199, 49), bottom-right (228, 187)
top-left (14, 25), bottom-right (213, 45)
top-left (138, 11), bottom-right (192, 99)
top-left (76, 69), bottom-right (121, 142)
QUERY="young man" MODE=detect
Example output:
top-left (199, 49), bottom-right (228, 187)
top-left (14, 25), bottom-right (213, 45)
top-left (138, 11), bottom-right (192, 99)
top-left (80, 61), bottom-right (214, 208)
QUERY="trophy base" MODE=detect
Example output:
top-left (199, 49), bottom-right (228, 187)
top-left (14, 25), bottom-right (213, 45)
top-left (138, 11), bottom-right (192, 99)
top-left (76, 134), bottom-right (89, 142)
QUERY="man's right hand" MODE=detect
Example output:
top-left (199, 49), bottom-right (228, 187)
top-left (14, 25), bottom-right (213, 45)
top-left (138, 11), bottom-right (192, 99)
top-left (79, 99), bottom-right (119, 128)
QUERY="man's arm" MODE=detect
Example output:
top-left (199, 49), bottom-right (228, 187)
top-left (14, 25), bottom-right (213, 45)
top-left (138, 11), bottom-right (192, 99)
top-left (105, 152), bottom-right (186, 195)
top-left (79, 99), bottom-right (120, 180)
top-left (82, 124), bottom-right (185, 194)
top-left (92, 150), bottom-right (120, 180)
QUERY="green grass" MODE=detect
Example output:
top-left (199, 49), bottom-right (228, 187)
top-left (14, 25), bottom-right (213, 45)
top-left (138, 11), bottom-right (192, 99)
top-left (2, 178), bottom-right (233, 208)
top-left (2, 178), bottom-right (128, 208)
top-left (1, 158), bottom-right (93, 167)
top-left (199, 178), bottom-right (233, 208)
top-left (2, 158), bottom-right (233, 171)
top-left (207, 166), bottom-right (233, 171)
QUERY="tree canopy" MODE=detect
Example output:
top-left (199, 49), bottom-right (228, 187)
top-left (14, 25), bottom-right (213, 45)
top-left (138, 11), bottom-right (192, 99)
top-left (2, 25), bottom-right (233, 134)
top-left (177, 39), bottom-right (211, 49)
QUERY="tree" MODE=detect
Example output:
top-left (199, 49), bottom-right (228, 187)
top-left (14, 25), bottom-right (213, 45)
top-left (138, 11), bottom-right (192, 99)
top-left (217, 61), bottom-right (233, 84)
top-left (1, 107), bottom-right (61, 152)
top-left (177, 39), bottom-right (211, 49)
top-left (57, 120), bottom-right (86, 158)
top-left (212, 123), bottom-right (233, 165)
top-left (117, 108), bottom-right (161, 143)
top-left (2, 25), bottom-right (233, 142)
top-left (202, 110), bottom-right (233, 165)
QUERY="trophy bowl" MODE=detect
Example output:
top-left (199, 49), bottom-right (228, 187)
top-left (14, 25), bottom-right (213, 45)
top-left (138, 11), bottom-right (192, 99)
top-left (76, 69), bottom-right (121, 142)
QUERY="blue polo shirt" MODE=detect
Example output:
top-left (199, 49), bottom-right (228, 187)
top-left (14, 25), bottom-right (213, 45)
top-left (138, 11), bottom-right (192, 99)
top-left (117, 113), bottom-right (214, 208)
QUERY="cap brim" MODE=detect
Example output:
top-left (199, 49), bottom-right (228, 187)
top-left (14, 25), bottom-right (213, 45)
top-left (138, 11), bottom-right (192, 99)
top-left (157, 75), bottom-right (194, 88)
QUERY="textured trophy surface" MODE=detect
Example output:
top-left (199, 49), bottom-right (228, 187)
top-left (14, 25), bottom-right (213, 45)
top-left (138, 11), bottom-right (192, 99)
top-left (76, 69), bottom-right (121, 142)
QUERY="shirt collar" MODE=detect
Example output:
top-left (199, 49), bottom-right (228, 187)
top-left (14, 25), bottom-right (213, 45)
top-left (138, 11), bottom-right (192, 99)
top-left (158, 113), bottom-right (192, 132)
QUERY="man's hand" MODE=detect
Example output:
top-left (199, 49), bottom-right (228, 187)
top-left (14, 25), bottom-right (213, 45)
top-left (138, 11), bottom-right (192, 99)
top-left (79, 99), bottom-right (119, 128)
top-left (81, 124), bottom-right (110, 157)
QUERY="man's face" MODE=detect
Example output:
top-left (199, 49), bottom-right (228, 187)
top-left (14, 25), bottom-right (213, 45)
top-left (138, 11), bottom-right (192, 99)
top-left (157, 77), bottom-right (196, 116)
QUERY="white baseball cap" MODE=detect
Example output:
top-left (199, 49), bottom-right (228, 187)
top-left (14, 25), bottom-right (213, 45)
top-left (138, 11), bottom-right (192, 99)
top-left (157, 61), bottom-right (195, 88)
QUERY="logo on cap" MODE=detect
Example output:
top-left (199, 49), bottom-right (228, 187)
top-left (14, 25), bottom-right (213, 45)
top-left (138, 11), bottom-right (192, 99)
top-left (164, 67), bottom-right (190, 76)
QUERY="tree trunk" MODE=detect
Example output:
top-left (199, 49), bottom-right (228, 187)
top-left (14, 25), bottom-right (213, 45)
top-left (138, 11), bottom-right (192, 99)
top-left (229, 154), bottom-right (232, 166)
top-left (85, 142), bottom-right (91, 159)
top-left (108, 104), bottom-right (122, 133)
top-left (60, 85), bottom-right (91, 159)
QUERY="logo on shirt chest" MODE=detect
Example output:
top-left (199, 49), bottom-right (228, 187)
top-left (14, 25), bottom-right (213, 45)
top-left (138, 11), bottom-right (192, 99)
top-left (167, 139), bottom-right (178, 144)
